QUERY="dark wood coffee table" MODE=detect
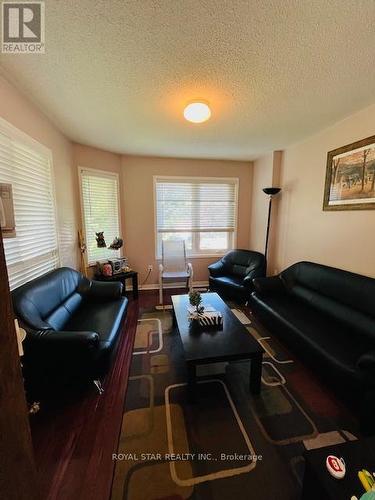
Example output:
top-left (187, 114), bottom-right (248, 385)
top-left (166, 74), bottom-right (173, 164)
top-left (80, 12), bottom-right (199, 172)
top-left (171, 292), bottom-right (264, 395)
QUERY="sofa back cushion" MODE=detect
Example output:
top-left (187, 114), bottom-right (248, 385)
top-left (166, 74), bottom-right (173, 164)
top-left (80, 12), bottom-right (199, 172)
top-left (222, 249), bottom-right (265, 278)
top-left (12, 267), bottom-right (83, 330)
top-left (281, 261), bottom-right (375, 341)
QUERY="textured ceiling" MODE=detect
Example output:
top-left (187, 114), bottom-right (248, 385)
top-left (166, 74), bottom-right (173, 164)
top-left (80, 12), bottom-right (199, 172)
top-left (1, 0), bottom-right (375, 160)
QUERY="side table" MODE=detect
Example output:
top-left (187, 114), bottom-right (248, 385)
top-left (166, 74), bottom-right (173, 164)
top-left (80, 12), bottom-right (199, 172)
top-left (95, 270), bottom-right (138, 300)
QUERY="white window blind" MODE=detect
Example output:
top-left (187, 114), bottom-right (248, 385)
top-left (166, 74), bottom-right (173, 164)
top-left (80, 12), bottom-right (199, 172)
top-left (80, 168), bottom-right (121, 264)
top-left (155, 177), bottom-right (238, 257)
top-left (0, 125), bottom-right (59, 291)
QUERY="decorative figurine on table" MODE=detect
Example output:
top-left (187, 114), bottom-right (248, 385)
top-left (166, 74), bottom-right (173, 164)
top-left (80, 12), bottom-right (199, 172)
top-left (189, 290), bottom-right (204, 317)
top-left (102, 263), bottom-right (113, 277)
top-left (95, 231), bottom-right (106, 248)
top-left (188, 290), bottom-right (223, 328)
top-left (108, 237), bottom-right (123, 250)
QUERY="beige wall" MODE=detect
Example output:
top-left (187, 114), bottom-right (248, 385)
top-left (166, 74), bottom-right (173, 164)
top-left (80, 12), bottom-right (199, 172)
top-left (121, 155), bottom-right (253, 285)
top-left (264, 103), bottom-right (375, 277)
top-left (0, 74), bottom-right (79, 268)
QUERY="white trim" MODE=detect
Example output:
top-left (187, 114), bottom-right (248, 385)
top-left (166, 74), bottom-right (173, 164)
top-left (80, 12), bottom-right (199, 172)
top-left (78, 166), bottom-right (122, 266)
top-left (0, 116), bottom-right (60, 275)
top-left (138, 280), bottom-right (208, 291)
top-left (48, 148), bottom-right (61, 268)
top-left (154, 175), bottom-right (240, 183)
top-left (100, 280), bottom-right (208, 292)
top-left (0, 116), bottom-right (52, 157)
top-left (165, 379), bottom-right (257, 487)
top-left (153, 175), bottom-right (239, 260)
top-left (153, 174), bottom-right (158, 261)
top-left (157, 253), bottom-right (228, 259)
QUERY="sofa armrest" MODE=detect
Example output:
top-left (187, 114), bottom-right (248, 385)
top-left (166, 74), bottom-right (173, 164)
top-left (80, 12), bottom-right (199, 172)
top-left (208, 260), bottom-right (225, 277)
top-left (79, 279), bottom-right (123, 300)
top-left (356, 351), bottom-right (375, 385)
top-left (252, 276), bottom-right (284, 295)
top-left (243, 266), bottom-right (266, 288)
top-left (23, 330), bottom-right (101, 386)
top-left (28, 329), bottom-right (99, 351)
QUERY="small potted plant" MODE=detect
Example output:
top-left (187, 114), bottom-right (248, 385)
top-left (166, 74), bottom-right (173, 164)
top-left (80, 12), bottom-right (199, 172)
top-left (189, 290), bottom-right (204, 318)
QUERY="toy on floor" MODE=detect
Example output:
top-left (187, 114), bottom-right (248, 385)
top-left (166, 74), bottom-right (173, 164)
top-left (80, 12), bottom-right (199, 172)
top-left (351, 470), bottom-right (375, 500)
top-left (326, 455), bottom-right (346, 479)
top-left (351, 493), bottom-right (375, 500)
top-left (359, 469), bottom-right (375, 491)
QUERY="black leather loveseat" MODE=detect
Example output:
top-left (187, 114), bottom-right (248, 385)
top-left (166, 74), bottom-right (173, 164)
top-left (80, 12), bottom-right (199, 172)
top-left (12, 267), bottom-right (128, 395)
top-left (208, 249), bottom-right (266, 302)
top-left (249, 261), bottom-right (375, 432)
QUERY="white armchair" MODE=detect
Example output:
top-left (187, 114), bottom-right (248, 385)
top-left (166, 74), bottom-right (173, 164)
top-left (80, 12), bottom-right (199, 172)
top-left (159, 240), bottom-right (193, 305)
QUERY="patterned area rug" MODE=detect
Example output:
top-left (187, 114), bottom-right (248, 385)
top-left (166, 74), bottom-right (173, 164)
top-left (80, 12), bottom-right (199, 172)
top-left (111, 303), bottom-right (359, 500)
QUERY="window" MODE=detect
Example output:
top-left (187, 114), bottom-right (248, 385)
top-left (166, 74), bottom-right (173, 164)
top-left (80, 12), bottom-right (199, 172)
top-left (0, 119), bottom-right (59, 290)
top-left (154, 176), bottom-right (238, 258)
top-left (79, 168), bottom-right (121, 264)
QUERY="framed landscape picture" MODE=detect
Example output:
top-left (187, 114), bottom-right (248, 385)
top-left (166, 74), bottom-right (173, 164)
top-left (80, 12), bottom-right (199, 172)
top-left (323, 135), bottom-right (375, 211)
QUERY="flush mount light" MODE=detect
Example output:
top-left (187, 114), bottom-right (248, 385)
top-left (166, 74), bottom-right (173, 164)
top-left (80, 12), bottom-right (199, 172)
top-left (183, 102), bottom-right (211, 123)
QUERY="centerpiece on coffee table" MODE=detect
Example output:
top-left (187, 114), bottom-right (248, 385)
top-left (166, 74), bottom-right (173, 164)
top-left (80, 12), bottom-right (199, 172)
top-left (188, 291), bottom-right (223, 328)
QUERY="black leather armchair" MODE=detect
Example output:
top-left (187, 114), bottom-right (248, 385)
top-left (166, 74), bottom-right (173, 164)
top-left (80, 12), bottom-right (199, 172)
top-left (250, 261), bottom-right (375, 434)
top-left (12, 267), bottom-right (128, 396)
top-left (208, 249), bottom-right (266, 302)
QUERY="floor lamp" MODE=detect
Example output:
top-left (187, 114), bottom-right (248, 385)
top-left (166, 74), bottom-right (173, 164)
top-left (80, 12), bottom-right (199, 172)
top-left (263, 187), bottom-right (281, 270)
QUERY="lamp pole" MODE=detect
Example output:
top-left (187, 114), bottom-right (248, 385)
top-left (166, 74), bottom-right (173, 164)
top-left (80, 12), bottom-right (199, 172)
top-left (262, 187), bottom-right (281, 270)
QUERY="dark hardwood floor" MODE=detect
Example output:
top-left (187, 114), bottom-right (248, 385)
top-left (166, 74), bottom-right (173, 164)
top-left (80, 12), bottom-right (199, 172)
top-left (30, 290), bottom-right (178, 500)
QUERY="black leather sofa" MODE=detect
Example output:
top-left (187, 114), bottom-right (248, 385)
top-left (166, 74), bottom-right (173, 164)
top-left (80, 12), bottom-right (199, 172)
top-left (208, 249), bottom-right (266, 302)
top-left (12, 267), bottom-right (128, 395)
top-left (249, 261), bottom-right (375, 432)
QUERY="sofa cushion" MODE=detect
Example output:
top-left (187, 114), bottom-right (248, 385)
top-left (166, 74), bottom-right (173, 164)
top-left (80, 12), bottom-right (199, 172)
top-left (44, 293), bottom-right (83, 331)
top-left (64, 297), bottom-right (128, 350)
top-left (251, 293), bottom-right (367, 378)
top-left (282, 261), bottom-right (375, 319)
top-left (222, 249), bottom-right (265, 278)
top-left (290, 284), bottom-right (375, 343)
top-left (12, 267), bottom-right (82, 330)
top-left (210, 275), bottom-right (245, 290)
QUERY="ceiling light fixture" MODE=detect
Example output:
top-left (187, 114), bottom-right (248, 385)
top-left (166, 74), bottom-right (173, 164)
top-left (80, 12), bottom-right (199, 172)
top-left (183, 102), bottom-right (211, 123)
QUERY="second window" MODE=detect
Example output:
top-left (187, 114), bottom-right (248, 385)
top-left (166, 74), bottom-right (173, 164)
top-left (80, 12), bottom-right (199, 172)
top-left (154, 176), bottom-right (238, 258)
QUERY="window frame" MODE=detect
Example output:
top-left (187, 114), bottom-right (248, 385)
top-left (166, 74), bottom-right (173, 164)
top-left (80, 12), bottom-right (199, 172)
top-left (153, 175), bottom-right (239, 259)
top-left (0, 116), bottom-right (60, 289)
top-left (78, 166), bottom-right (123, 266)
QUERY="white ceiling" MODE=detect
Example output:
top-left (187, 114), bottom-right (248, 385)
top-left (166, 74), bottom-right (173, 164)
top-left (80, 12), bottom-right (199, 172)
top-left (1, 0), bottom-right (375, 160)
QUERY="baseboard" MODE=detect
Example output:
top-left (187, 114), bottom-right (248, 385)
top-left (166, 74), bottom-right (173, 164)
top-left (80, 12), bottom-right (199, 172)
top-left (127, 280), bottom-right (209, 292)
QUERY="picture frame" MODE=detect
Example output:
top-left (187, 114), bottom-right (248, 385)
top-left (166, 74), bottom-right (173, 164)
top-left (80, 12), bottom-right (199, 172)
top-left (323, 135), bottom-right (375, 211)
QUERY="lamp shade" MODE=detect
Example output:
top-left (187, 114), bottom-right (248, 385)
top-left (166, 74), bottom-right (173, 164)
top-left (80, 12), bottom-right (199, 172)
top-left (263, 187), bottom-right (281, 196)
